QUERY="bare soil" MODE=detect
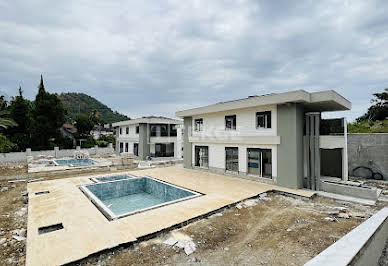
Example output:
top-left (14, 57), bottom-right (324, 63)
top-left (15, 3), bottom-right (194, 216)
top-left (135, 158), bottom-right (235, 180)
top-left (0, 166), bottom-right (385, 266)
top-left (0, 180), bottom-right (27, 265)
top-left (73, 194), bottom-right (380, 266)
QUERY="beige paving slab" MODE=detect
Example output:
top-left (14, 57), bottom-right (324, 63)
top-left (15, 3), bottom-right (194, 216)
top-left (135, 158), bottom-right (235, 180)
top-left (26, 165), bottom-right (314, 266)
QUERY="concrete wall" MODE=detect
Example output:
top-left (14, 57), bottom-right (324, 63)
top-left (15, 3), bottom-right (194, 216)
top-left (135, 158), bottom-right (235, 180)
top-left (276, 103), bottom-right (304, 189)
top-left (138, 123), bottom-right (150, 160)
top-left (0, 144), bottom-right (114, 164)
top-left (348, 133), bottom-right (388, 180)
top-left (305, 207), bottom-right (388, 266)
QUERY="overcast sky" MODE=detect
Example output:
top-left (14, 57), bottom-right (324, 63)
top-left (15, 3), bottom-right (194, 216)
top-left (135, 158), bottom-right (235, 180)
top-left (0, 0), bottom-right (387, 121)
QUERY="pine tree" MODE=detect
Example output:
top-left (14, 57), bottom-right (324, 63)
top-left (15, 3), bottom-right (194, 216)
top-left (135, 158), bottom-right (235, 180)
top-left (32, 75), bottom-right (66, 149)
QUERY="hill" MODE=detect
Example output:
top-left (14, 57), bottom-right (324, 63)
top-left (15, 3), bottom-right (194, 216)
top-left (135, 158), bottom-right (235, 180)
top-left (58, 92), bottom-right (130, 124)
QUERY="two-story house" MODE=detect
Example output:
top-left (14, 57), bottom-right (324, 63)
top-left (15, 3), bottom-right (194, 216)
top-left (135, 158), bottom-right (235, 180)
top-left (112, 116), bottom-right (183, 160)
top-left (176, 90), bottom-right (351, 190)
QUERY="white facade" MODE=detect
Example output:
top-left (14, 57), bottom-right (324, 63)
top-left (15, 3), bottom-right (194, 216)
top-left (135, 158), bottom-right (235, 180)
top-left (117, 124), bottom-right (139, 154)
top-left (113, 117), bottom-right (183, 159)
top-left (189, 105), bottom-right (278, 180)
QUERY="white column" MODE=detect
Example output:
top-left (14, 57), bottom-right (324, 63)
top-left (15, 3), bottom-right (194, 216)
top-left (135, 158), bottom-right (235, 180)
top-left (343, 118), bottom-right (349, 181)
top-left (176, 126), bottom-right (182, 158)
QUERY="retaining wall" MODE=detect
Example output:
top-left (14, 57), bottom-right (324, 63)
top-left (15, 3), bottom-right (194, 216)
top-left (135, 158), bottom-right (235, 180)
top-left (347, 133), bottom-right (388, 180)
top-left (0, 144), bottom-right (114, 164)
top-left (304, 207), bottom-right (388, 266)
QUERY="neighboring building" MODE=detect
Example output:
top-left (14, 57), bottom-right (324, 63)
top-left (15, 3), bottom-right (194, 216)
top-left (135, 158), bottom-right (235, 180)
top-left (60, 123), bottom-right (77, 146)
top-left (176, 90), bottom-right (351, 190)
top-left (112, 116), bottom-right (183, 160)
top-left (91, 124), bottom-right (114, 140)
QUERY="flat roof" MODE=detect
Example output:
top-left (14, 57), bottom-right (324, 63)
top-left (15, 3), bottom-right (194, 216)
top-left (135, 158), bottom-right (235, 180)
top-left (112, 116), bottom-right (183, 127)
top-left (176, 90), bottom-right (351, 117)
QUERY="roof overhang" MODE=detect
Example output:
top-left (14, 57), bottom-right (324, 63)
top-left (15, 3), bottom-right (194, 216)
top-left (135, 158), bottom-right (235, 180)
top-left (112, 117), bottom-right (183, 127)
top-left (176, 90), bottom-right (351, 117)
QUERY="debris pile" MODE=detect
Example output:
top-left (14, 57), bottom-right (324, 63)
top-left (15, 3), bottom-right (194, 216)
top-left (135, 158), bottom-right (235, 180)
top-left (163, 233), bottom-right (197, 256)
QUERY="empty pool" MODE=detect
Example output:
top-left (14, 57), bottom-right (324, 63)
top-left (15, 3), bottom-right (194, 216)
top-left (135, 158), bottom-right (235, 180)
top-left (54, 158), bottom-right (95, 166)
top-left (91, 174), bottom-right (136, 183)
top-left (80, 177), bottom-right (202, 220)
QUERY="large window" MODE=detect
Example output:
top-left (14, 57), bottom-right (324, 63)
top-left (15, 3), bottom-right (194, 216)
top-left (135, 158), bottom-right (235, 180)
top-left (119, 142), bottom-right (123, 153)
top-left (195, 119), bottom-right (203, 131)
top-left (247, 148), bottom-right (272, 178)
top-left (126, 127), bottom-right (129, 134)
top-left (125, 143), bottom-right (129, 152)
top-left (136, 126), bottom-right (139, 134)
top-left (225, 147), bottom-right (238, 172)
top-left (154, 143), bottom-right (174, 157)
top-left (150, 124), bottom-right (168, 137)
top-left (195, 146), bottom-right (208, 168)
top-left (256, 111), bottom-right (271, 129)
top-left (225, 115), bottom-right (236, 130)
top-left (119, 127), bottom-right (122, 135)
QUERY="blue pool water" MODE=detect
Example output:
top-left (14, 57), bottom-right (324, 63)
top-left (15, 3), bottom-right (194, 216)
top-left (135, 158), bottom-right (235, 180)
top-left (83, 177), bottom-right (200, 218)
top-left (55, 158), bottom-right (95, 166)
top-left (94, 174), bottom-right (134, 182)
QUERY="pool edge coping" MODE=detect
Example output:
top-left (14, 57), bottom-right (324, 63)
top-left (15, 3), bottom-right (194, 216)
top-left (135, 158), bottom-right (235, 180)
top-left (79, 176), bottom-right (204, 221)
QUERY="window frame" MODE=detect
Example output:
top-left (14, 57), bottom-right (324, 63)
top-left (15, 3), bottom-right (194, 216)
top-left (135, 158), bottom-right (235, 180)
top-left (225, 115), bottom-right (237, 130)
top-left (256, 111), bottom-right (271, 129)
top-left (225, 147), bottom-right (239, 172)
top-left (194, 118), bottom-right (203, 132)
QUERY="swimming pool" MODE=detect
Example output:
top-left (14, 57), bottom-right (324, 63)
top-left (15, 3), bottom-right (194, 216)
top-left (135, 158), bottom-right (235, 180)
top-left (54, 158), bottom-right (95, 166)
top-left (80, 177), bottom-right (202, 220)
top-left (91, 174), bottom-right (136, 183)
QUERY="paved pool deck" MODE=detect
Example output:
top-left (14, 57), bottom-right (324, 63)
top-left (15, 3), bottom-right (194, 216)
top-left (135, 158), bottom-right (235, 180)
top-left (26, 165), bottom-right (315, 266)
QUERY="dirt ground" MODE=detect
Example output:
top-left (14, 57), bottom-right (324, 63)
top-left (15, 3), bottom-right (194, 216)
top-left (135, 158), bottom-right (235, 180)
top-left (72, 193), bottom-right (381, 266)
top-left (0, 166), bottom-right (386, 266)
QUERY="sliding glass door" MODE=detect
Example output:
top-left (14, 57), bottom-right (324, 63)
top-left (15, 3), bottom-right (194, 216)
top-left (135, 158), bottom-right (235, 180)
top-left (247, 148), bottom-right (272, 178)
top-left (195, 146), bottom-right (209, 168)
top-left (225, 147), bottom-right (239, 172)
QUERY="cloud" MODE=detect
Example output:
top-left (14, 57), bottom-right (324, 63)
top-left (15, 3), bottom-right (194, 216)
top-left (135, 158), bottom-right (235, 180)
top-left (0, 0), bottom-right (387, 121)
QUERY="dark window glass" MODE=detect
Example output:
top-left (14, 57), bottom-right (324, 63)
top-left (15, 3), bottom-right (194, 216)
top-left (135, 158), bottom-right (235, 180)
top-left (125, 143), bottom-right (128, 152)
top-left (119, 128), bottom-right (122, 134)
top-left (170, 124), bottom-right (177, 136)
top-left (195, 146), bottom-right (209, 168)
top-left (195, 119), bottom-right (203, 131)
top-left (134, 143), bottom-right (138, 156)
top-left (225, 115), bottom-right (236, 130)
top-left (136, 126), bottom-right (139, 134)
top-left (126, 127), bottom-right (129, 134)
top-left (119, 142), bottom-right (123, 153)
top-left (256, 111), bottom-right (271, 128)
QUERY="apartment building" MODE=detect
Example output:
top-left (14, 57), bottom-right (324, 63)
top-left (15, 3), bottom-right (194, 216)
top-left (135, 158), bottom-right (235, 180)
top-left (112, 116), bottom-right (183, 160)
top-left (176, 90), bottom-right (351, 189)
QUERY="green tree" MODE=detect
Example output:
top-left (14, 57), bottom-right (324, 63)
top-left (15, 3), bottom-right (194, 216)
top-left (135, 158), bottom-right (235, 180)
top-left (0, 133), bottom-right (17, 152)
top-left (0, 110), bottom-right (17, 129)
top-left (74, 114), bottom-right (94, 137)
top-left (8, 87), bottom-right (33, 151)
top-left (357, 89), bottom-right (388, 122)
top-left (32, 75), bottom-right (66, 149)
top-left (89, 109), bottom-right (101, 125)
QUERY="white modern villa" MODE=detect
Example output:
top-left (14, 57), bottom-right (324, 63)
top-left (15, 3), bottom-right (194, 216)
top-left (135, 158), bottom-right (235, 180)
top-left (112, 116), bottom-right (183, 160)
top-left (176, 90), bottom-right (351, 190)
